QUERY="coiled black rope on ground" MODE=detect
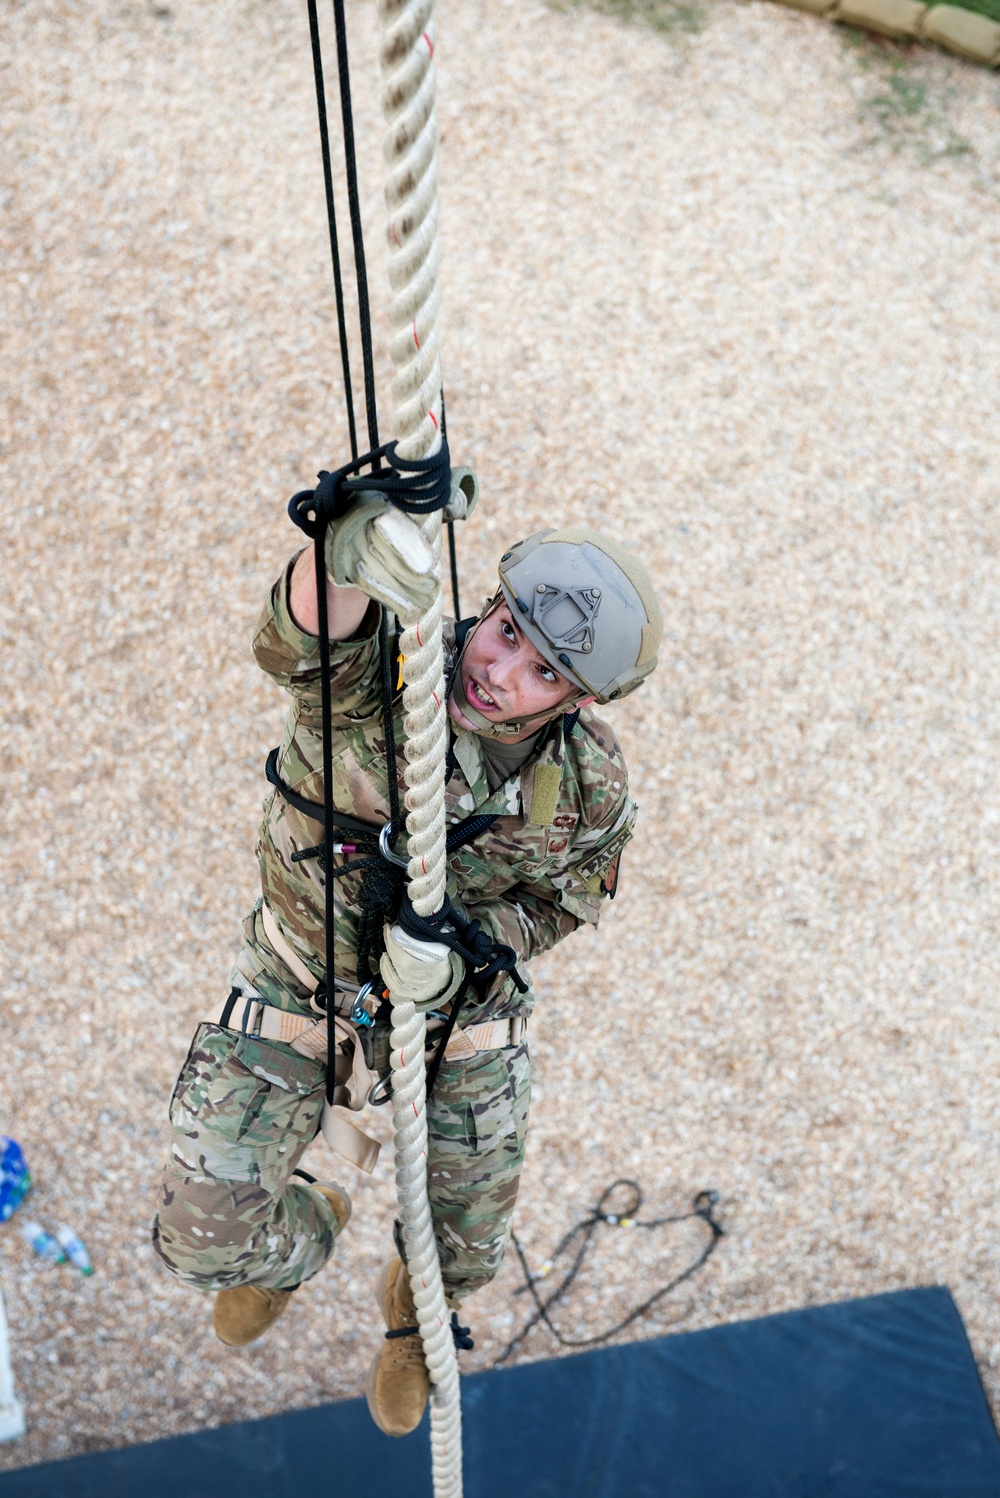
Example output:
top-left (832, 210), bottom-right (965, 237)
top-left (495, 1181), bottom-right (724, 1367)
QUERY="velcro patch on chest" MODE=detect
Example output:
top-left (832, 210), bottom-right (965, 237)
top-left (527, 763), bottom-right (562, 826)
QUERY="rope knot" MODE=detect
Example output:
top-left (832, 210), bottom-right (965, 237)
top-left (287, 439), bottom-right (452, 541)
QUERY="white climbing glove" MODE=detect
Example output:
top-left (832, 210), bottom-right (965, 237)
top-left (380, 924), bottom-right (465, 1014)
top-left (444, 467), bottom-right (479, 523)
top-left (325, 493), bottom-right (436, 617)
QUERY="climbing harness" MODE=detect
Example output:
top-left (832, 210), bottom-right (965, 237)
top-left (496, 1181), bottom-right (724, 1367)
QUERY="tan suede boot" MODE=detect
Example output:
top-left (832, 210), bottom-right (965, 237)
top-left (364, 1257), bottom-right (430, 1436)
top-left (212, 1181), bottom-right (352, 1347)
top-left (213, 1284), bottom-right (295, 1347)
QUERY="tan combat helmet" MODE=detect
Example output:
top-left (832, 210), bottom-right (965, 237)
top-left (497, 528), bottom-right (663, 704)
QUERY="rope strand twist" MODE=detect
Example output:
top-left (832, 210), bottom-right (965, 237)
top-left (377, 2), bottom-right (462, 1493)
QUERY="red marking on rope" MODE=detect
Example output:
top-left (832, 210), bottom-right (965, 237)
top-left (423, 30), bottom-right (434, 55)
top-left (391, 222), bottom-right (401, 247)
top-left (412, 1101), bottom-right (418, 1118)
top-left (432, 691), bottom-right (440, 707)
top-left (412, 319), bottom-right (420, 351)
top-left (416, 622), bottom-right (423, 647)
top-left (429, 409), bottom-right (439, 430)
top-left (421, 857), bottom-right (427, 875)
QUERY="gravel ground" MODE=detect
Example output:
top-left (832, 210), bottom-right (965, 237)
top-left (3, 0), bottom-right (1000, 1470)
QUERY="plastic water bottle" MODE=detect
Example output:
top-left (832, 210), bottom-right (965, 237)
top-left (18, 1221), bottom-right (66, 1265)
top-left (55, 1226), bottom-right (93, 1276)
top-left (0, 1139), bottom-right (30, 1223)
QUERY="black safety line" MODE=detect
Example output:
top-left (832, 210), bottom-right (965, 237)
top-left (441, 402), bottom-right (461, 618)
top-left (495, 1183), bottom-right (724, 1367)
top-left (424, 973), bottom-right (473, 1099)
top-left (300, 0), bottom-right (520, 1102)
top-left (331, 0), bottom-right (379, 457)
top-left (447, 520), bottom-right (461, 619)
top-left (377, 609), bottom-right (402, 845)
top-left (306, 0), bottom-right (356, 462)
top-left (265, 747), bottom-right (378, 838)
top-left (312, 522), bottom-right (338, 1100)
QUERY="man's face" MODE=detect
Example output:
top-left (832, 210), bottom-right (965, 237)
top-left (447, 600), bottom-right (583, 739)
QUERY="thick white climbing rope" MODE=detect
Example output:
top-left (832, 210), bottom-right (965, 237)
top-left (376, 3), bottom-right (462, 1495)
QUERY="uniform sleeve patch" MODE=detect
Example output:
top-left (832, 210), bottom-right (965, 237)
top-left (569, 800), bottom-right (638, 897)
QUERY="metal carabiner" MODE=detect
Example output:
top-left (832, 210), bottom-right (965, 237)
top-left (368, 1073), bottom-right (393, 1106)
top-left (349, 980), bottom-right (376, 1030)
top-left (379, 822), bottom-right (408, 869)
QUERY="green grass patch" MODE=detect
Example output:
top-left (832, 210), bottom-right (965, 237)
top-left (840, 30), bottom-right (976, 166)
top-left (551, 0), bottom-right (708, 37)
top-left (929, 0), bottom-right (1000, 21)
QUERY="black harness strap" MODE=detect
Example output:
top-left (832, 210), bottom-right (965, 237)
top-left (266, 745), bottom-right (501, 855)
top-left (265, 747), bottom-right (379, 839)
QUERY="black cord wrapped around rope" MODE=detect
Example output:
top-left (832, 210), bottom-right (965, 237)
top-left (288, 440), bottom-right (453, 544)
top-left (396, 891), bottom-right (528, 991)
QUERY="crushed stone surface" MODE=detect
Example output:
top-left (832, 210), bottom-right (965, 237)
top-left (2, 0), bottom-right (1000, 1468)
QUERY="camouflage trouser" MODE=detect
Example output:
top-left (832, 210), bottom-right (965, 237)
top-left (152, 1021), bottom-right (531, 1301)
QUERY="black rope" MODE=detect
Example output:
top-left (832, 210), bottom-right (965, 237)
top-left (446, 519), bottom-right (461, 618)
top-left (306, 0), bottom-right (357, 462)
top-left (450, 1312), bottom-right (474, 1352)
top-left (298, 0), bottom-right (502, 1101)
top-left (424, 973), bottom-right (473, 1100)
top-left (331, 0), bottom-right (379, 458)
top-left (377, 608), bottom-right (402, 845)
top-left (311, 520), bottom-right (339, 1082)
top-left (439, 402), bottom-right (461, 615)
top-left (396, 892), bottom-right (528, 990)
top-left (494, 1182), bottom-right (724, 1367)
top-left (289, 442), bottom-right (452, 534)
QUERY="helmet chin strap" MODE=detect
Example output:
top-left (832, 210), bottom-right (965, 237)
top-left (449, 603), bottom-right (580, 741)
top-left (449, 686), bottom-right (562, 740)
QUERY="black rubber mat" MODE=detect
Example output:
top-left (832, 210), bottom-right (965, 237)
top-left (3, 1287), bottom-right (998, 1497)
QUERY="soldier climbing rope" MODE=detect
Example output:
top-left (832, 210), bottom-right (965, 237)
top-left (300, 1), bottom-right (470, 1491)
top-left (152, 9), bottom-right (668, 1498)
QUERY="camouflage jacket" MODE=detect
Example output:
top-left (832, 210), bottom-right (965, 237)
top-left (240, 556), bottom-right (637, 1024)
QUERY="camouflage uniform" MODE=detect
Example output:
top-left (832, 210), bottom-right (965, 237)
top-left (153, 556), bottom-right (635, 1301)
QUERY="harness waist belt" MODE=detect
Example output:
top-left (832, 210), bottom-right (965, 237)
top-left (204, 994), bottom-right (526, 1059)
top-left (258, 901), bottom-right (526, 1053)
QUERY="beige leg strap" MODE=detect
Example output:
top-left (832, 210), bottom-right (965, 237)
top-left (319, 1017), bottom-right (381, 1174)
top-left (203, 994), bottom-right (382, 1175)
top-left (260, 901), bottom-right (321, 995)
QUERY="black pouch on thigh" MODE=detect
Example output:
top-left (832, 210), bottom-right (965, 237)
top-left (167, 1023), bottom-right (326, 1191)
